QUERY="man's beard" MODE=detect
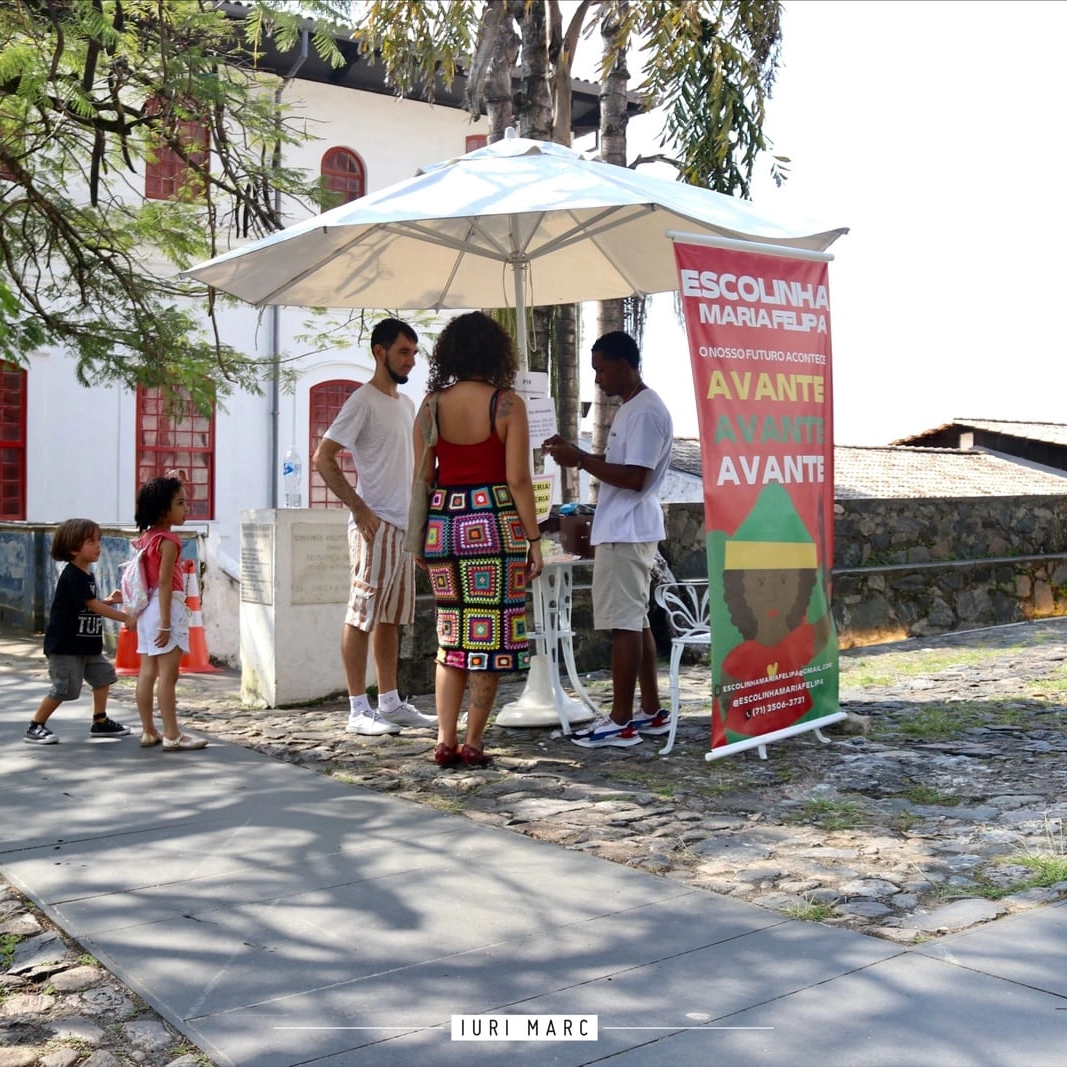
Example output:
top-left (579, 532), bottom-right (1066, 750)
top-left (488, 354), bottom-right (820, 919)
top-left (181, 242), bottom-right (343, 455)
top-left (387, 364), bottom-right (409, 385)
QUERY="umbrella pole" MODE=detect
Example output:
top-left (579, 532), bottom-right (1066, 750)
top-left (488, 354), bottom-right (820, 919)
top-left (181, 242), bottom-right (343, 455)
top-left (513, 259), bottom-right (529, 371)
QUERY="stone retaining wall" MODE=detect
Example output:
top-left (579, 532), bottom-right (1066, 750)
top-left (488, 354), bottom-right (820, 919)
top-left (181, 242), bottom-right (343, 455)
top-left (8, 494), bottom-right (1067, 694)
top-left (663, 496), bottom-right (1067, 649)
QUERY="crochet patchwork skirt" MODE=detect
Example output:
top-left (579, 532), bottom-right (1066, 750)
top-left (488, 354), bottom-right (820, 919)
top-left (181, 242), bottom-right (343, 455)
top-left (424, 483), bottom-right (531, 672)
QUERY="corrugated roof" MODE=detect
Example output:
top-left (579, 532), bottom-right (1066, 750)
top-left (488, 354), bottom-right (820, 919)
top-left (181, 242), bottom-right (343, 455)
top-left (894, 419), bottom-right (1067, 447)
top-left (668, 440), bottom-right (1067, 499)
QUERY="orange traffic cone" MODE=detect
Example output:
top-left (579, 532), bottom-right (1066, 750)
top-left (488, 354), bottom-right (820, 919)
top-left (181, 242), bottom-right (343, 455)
top-left (179, 558), bottom-right (221, 674)
top-left (114, 626), bottom-right (140, 676)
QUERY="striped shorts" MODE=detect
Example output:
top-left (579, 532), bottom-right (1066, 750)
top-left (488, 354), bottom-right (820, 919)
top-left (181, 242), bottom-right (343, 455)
top-left (345, 520), bottom-right (416, 631)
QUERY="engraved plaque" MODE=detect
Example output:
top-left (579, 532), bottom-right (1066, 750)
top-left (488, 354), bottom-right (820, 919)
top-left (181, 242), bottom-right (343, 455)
top-left (291, 523), bottom-right (350, 605)
top-left (241, 523), bottom-right (274, 605)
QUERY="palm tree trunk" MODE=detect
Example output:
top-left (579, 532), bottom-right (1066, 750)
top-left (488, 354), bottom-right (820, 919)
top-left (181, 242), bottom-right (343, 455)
top-left (590, 0), bottom-right (629, 500)
top-left (555, 302), bottom-right (581, 501)
top-left (484, 1), bottom-right (519, 140)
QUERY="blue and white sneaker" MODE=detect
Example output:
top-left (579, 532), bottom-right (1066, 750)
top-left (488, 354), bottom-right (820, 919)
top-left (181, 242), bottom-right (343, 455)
top-left (630, 708), bottom-right (672, 736)
top-left (570, 714), bottom-right (642, 748)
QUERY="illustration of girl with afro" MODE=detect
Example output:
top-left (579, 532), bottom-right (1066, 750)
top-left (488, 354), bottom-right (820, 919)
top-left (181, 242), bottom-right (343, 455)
top-left (711, 482), bottom-right (836, 744)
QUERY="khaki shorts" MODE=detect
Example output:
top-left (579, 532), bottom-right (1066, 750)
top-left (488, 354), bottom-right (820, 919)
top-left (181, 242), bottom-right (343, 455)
top-left (591, 541), bottom-right (658, 632)
top-left (46, 653), bottom-right (117, 702)
top-left (346, 520), bottom-right (416, 631)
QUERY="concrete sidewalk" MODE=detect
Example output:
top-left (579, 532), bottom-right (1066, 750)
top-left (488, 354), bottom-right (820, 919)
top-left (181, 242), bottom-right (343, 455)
top-left (2, 634), bottom-right (1066, 1066)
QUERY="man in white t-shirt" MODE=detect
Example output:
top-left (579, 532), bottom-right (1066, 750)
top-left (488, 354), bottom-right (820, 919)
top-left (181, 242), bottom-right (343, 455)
top-left (314, 319), bottom-right (436, 736)
top-left (543, 331), bottom-right (673, 749)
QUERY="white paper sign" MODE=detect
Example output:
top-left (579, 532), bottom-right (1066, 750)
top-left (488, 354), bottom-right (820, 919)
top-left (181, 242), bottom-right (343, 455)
top-left (525, 395), bottom-right (558, 440)
top-left (515, 370), bottom-right (550, 397)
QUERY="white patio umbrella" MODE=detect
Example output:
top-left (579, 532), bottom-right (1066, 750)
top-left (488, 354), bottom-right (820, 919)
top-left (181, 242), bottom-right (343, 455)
top-left (184, 129), bottom-right (847, 358)
top-left (186, 131), bottom-right (848, 731)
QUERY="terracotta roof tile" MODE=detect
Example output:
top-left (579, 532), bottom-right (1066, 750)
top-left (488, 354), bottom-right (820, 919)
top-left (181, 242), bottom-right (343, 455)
top-left (894, 418), bottom-right (1067, 447)
top-left (668, 439), bottom-right (1067, 499)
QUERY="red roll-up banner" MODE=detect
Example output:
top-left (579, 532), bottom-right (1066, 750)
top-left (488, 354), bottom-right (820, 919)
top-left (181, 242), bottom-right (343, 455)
top-left (672, 240), bottom-right (842, 759)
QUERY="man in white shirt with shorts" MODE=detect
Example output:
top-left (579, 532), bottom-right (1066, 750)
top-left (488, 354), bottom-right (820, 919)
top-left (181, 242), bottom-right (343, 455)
top-left (314, 318), bottom-right (436, 736)
top-left (543, 330), bottom-right (673, 748)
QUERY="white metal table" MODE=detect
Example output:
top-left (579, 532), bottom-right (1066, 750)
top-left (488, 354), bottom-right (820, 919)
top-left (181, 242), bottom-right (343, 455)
top-left (496, 557), bottom-right (599, 734)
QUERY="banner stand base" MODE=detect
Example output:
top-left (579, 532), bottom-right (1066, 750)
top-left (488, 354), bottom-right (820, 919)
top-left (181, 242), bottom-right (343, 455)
top-left (706, 711), bottom-right (846, 763)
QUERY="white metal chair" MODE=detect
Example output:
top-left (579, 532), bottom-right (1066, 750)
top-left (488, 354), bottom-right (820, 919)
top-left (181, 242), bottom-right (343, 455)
top-left (652, 579), bottom-right (710, 755)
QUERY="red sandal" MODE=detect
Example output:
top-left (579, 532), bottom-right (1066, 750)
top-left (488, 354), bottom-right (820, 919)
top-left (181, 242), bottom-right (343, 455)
top-left (459, 743), bottom-right (492, 768)
top-left (434, 742), bottom-right (460, 767)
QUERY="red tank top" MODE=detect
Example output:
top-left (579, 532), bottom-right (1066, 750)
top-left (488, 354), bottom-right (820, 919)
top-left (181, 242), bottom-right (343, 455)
top-left (434, 387), bottom-right (508, 485)
top-left (435, 433), bottom-right (507, 485)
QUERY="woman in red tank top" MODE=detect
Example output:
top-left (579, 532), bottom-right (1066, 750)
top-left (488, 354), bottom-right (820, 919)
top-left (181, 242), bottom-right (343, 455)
top-left (413, 312), bottom-right (543, 768)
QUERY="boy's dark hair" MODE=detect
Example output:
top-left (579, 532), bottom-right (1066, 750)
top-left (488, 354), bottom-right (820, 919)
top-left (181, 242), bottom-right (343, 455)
top-left (371, 317), bottom-right (417, 352)
top-left (592, 330), bottom-right (640, 369)
top-left (50, 518), bottom-right (101, 562)
top-left (135, 476), bottom-right (183, 532)
top-left (426, 310), bottom-right (517, 392)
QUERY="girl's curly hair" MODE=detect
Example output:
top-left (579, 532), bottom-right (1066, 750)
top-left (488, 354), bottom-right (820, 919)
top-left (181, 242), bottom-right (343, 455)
top-left (135, 477), bottom-right (183, 532)
top-left (425, 311), bottom-right (518, 392)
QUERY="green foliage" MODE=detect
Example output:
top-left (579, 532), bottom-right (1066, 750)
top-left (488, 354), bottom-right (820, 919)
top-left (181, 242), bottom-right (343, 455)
top-left (352, 1), bottom-right (480, 101)
top-left (0, 0), bottom-right (351, 397)
top-left (626, 0), bottom-right (783, 196)
top-left (354, 1), bottom-right (782, 200)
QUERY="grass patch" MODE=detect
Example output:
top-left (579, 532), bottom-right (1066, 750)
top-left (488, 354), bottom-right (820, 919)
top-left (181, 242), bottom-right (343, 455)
top-left (1014, 852), bottom-right (1067, 884)
top-left (946, 853), bottom-right (1067, 901)
top-left (901, 785), bottom-right (961, 806)
top-left (784, 895), bottom-right (835, 922)
top-left (421, 795), bottom-right (465, 815)
top-left (871, 699), bottom-right (1036, 742)
top-left (840, 645), bottom-right (1021, 688)
top-left (600, 767), bottom-right (679, 799)
top-left (892, 810), bottom-right (920, 833)
top-left (788, 797), bottom-right (867, 830)
top-left (1, 933), bottom-right (19, 968)
top-left (1029, 664), bottom-right (1067, 700)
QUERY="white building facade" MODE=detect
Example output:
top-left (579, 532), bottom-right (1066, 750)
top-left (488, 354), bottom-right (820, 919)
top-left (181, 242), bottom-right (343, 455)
top-left (4, 23), bottom-right (612, 669)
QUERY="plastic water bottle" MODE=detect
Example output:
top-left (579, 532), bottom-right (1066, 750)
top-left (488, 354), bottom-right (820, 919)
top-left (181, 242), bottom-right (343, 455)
top-left (282, 446), bottom-right (302, 508)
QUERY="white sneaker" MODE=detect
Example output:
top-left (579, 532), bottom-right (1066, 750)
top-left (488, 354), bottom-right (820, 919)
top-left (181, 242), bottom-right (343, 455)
top-left (346, 711), bottom-right (401, 736)
top-left (378, 701), bottom-right (437, 728)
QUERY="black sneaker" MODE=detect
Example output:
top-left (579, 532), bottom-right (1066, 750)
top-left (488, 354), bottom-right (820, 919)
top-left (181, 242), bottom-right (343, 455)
top-left (24, 722), bottom-right (58, 745)
top-left (90, 717), bottom-right (132, 737)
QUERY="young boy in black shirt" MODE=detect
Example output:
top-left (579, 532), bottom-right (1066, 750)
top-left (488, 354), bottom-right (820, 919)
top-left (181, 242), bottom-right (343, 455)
top-left (25, 519), bottom-right (137, 744)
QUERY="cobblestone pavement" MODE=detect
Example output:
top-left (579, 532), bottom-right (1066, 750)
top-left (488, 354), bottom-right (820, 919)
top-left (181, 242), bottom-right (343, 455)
top-left (3, 618), bottom-right (1067, 1065)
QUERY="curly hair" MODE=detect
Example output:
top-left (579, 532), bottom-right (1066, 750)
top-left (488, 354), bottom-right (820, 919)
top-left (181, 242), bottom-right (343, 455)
top-left (135, 476), bottom-right (183, 532)
top-left (50, 518), bottom-right (101, 562)
top-left (425, 311), bottom-right (518, 392)
top-left (723, 568), bottom-right (817, 641)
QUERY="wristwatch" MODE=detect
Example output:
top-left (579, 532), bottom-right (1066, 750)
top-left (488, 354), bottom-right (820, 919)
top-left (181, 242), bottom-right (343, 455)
top-left (576, 451), bottom-right (585, 470)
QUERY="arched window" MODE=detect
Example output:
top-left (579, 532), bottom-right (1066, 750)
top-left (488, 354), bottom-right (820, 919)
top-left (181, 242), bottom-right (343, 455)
top-left (144, 97), bottom-right (209, 201)
top-left (136, 387), bottom-right (215, 520)
top-left (309, 379), bottom-right (361, 508)
top-left (0, 362), bottom-right (27, 519)
top-left (320, 148), bottom-right (365, 206)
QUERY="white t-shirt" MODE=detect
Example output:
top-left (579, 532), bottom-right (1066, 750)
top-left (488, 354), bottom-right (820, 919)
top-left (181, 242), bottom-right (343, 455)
top-left (323, 384), bottom-right (415, 529)
top-left (590, 388), bottom-right (673, 546)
